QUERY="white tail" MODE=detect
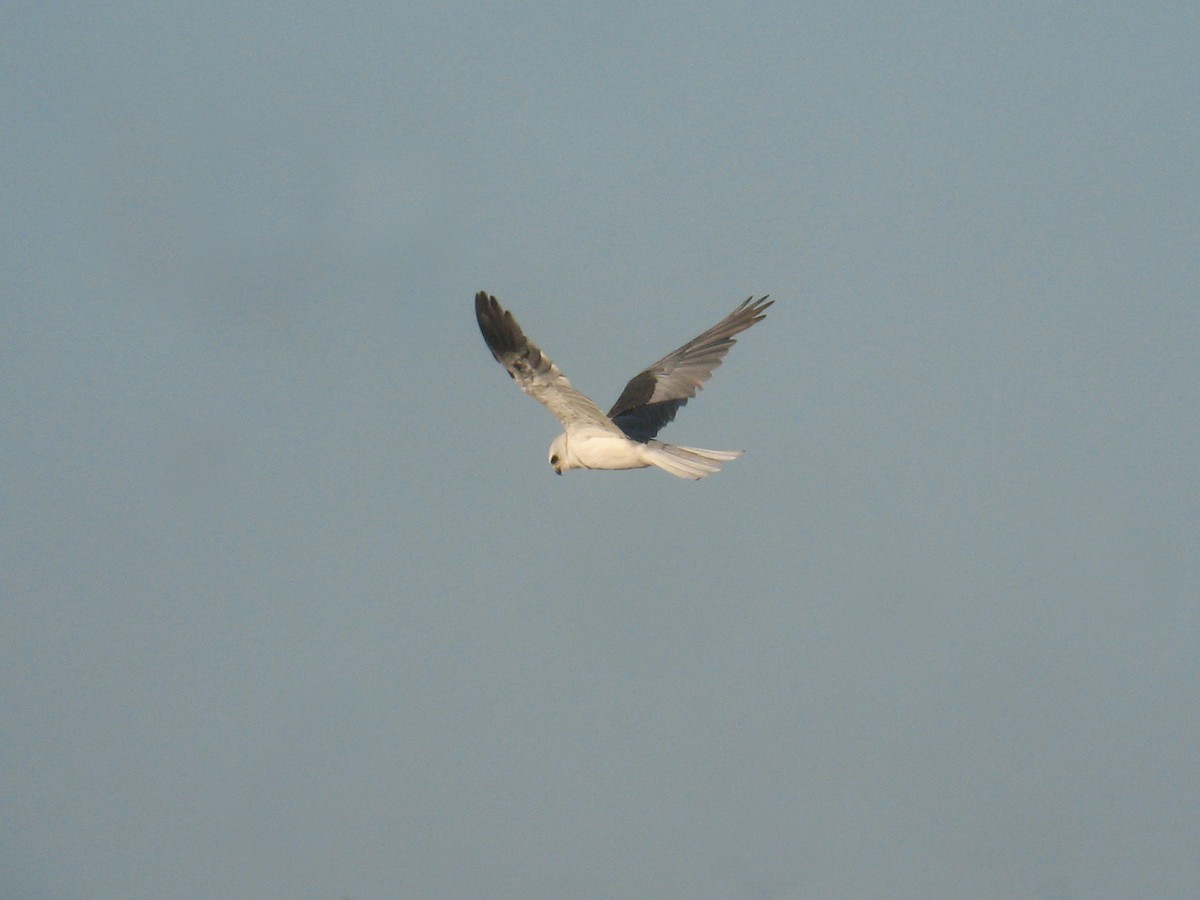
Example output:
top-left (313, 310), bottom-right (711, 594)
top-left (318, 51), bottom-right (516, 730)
top-left (645, 442), bottom-right (743, 480)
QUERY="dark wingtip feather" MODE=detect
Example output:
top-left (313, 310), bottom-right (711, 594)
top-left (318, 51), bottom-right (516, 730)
top-left (739, 294), bottom-right (773, 322)
top-left (475, 291), bottom-right (528, 360)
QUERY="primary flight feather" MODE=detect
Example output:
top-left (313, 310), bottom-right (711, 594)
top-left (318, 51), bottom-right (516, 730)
top-left (474, 291), bottom-right (772, 479)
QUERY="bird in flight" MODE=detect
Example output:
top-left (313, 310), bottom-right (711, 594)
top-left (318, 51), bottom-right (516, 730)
top-left (474, 291), bottom-right (772, 479)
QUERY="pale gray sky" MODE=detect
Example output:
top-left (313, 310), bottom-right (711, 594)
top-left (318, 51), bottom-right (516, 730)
top-left (3, 4), bottom-right (1198, 898)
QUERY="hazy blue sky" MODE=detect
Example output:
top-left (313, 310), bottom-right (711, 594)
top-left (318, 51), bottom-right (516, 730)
top-left (4, 4), bottom-right (1198, 898)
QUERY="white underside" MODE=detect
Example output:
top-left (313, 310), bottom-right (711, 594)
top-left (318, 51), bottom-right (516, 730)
top-left (556, 427), bottom-right (742, 480)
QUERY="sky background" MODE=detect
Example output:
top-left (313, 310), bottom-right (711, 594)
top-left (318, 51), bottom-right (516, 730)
top-left (3, 4), bottom-right (1198, 898)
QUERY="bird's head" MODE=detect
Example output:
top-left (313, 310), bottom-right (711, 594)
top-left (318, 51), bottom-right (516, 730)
top-left (548, 434), bottom-right (570, 475)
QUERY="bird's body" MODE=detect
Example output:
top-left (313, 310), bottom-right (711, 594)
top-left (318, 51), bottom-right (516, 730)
top-left (547, 426), bottom-right (743, 478)
top-left (474, 291), bottom-right (771, 479)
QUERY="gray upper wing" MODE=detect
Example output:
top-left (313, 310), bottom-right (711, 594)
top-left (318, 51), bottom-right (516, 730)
top-left (607, 295), bottom-right (772, 441)
top-left (475, 292), bottom-right (615, 430)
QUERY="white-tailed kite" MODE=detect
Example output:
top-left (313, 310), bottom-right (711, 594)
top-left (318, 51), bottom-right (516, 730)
top-left (475, 291), bottom-right (772, 479)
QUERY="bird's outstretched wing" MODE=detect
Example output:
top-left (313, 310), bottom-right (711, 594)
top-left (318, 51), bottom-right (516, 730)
top-left (475, 292), bottom-right (616, 430)
top-left (607, 295), bottom-right (772, 441)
